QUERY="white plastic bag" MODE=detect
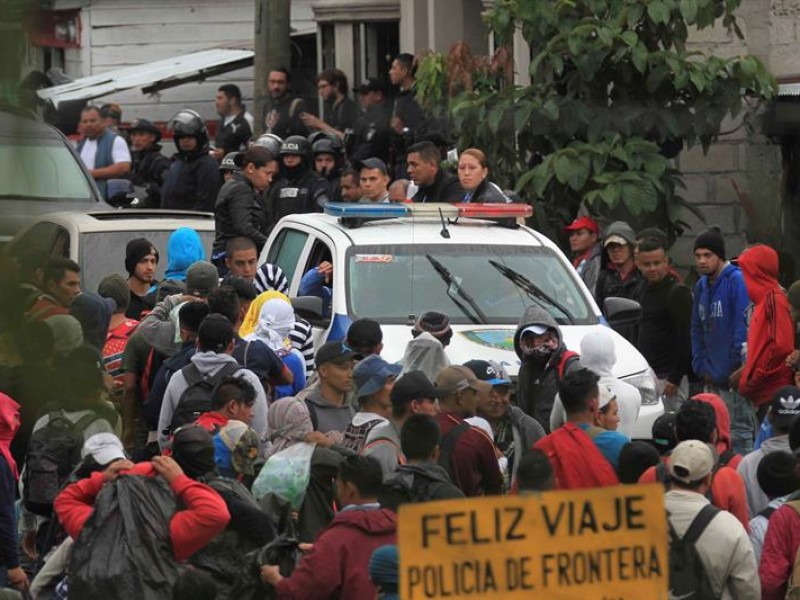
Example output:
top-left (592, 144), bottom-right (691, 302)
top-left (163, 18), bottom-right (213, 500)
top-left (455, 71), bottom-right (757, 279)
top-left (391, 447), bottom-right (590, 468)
top-left (251, 442), bottom-right (315, 510)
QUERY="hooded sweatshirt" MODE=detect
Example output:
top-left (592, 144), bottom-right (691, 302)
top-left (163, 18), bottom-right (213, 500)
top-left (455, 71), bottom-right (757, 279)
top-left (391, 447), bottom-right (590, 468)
top-left (738, 245), bottom-right (795, 406)
top-left (305, 386), bottom-right (357, 437)
top-left (274, 506), bottom-right (397, 600)
top-left (691, 263), bottom-right (750, 385)
top-left (514, 306), bottom-right (580, 430)
top-left (379, 463), bottom-right (465, 512)
top-left (157, 352), bottom-right (268, 449)
top-left (70, 292), bottom-right (113, 352)
top-left (693, 393), bottom-right (743, 470)
top-left (550, 329), bottom-right (642, 437)
top-left (164, 227), bottom-right (206, 282)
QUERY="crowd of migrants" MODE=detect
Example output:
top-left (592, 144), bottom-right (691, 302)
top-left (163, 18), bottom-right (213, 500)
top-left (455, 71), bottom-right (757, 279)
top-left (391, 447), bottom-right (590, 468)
top-left (1, 55), bottom-right (800, 600)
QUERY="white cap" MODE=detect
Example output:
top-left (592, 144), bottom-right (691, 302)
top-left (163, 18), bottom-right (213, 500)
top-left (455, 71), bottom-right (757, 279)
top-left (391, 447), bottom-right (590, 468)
top-left (81, 433), bottom-right (126, 466)
top-left (669, 440), bottom-right (714, 484)
top-left (598, 384), bottom-right (616, 410)
top-left (521, 324), bottom-right (549, 336)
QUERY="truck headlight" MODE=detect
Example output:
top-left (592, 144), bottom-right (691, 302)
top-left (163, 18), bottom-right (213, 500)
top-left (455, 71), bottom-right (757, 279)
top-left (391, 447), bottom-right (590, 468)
top-left (622, 368), bottom-right (659, 406)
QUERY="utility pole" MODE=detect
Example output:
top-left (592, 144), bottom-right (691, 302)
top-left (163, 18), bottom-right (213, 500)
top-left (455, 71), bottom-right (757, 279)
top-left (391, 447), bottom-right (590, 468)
top-left (253, 0), bottom-right (291, 135)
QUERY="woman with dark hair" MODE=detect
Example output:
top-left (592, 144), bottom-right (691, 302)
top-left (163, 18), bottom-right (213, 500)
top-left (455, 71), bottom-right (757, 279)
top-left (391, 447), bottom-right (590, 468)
top-left (456, 148), bottom-right (510, 204)
top-left (212, 146), bottom-right (280, 267)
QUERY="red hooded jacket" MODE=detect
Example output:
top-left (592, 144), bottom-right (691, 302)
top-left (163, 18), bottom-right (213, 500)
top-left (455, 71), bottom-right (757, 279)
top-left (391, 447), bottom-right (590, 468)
top-left (759, 501), bottom-right (800, 600)
top-left (275, 507), bottom-right (397, 600)
top-left (54, 462), bottom-right (230, 561)
top-left (738, 245), bottom-right (795, 406)
top-left (534, 422), bottom-right (619, 489)
top-left (692, 393), bottom-right (743, 470)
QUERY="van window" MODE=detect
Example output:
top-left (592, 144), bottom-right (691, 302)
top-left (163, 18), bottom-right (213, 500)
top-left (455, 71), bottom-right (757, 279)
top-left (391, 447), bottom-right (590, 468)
top-left (267, 228), bottom-right (308, 285)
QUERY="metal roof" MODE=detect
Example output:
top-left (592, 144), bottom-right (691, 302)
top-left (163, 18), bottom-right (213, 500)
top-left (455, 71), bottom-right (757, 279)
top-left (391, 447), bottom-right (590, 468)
top-left (37, 48), bottom-right (255, 108)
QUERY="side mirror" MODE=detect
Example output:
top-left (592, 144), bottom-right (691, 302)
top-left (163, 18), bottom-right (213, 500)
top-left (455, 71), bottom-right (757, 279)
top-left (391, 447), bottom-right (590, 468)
top-left (603, 297), bottom-right (642, 328)
top-left (291, 296), bottom-right (327, 326)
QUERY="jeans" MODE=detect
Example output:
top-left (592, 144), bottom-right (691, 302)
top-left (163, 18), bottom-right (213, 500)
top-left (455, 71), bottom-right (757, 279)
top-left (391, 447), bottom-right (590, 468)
top-left (708, 386), bottom-right (757, 456)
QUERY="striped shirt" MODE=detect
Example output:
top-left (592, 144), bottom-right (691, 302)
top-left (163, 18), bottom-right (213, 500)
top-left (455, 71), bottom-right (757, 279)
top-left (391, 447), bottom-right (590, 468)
top-left (290, 317), bottom-right (315, 376)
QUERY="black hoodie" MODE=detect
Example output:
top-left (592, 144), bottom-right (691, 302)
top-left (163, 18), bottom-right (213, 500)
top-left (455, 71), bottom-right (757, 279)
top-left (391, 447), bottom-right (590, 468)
top-left (378, 463), bottom-right (464, 512)
top-left (513, 306), bottom-right (580, 432)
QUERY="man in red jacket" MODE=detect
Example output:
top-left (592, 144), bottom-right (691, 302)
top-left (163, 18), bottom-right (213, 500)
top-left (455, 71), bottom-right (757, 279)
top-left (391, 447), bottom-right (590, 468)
top-left (260, 455), bottom-right (396, 600)
top-left (737, 244), bottom-right (795, 415)
top-left (54, 454), bottom-right (230, 562)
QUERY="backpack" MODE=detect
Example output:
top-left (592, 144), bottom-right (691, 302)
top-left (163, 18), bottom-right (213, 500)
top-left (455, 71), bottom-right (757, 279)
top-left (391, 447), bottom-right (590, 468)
top-left (437, 421), bottom-right (471, 486)
top-left (785, 501), bottom-right (800, 600)
top-left (667, 504), bottom-right (721, 600)
top-left (170, 363), bottom-right (242, 431)
top-left (23, 411), bottom-right (99, 516)
top-left (555, 350), bottom-right (579, 378)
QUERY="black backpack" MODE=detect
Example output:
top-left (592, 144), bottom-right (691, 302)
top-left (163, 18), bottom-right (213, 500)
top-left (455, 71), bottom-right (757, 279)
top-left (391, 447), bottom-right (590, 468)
top-left (23, 410), bottom-right (99, 516)
top-left (667, 504), bottom-right (721, 600)
top-left (170, 363), bottom-right (241, 431)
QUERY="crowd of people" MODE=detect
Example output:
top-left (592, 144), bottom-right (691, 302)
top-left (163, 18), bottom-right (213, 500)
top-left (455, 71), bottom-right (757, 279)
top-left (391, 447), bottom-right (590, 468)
top-left (3, 52), bottom-right (800, 600)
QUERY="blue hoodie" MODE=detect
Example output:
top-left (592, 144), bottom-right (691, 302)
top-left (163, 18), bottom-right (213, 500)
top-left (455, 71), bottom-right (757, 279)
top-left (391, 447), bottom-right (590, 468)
top-left (691, 263), bottom-right (750, 385)
top-left (164, 227), bottom-right (206, 281)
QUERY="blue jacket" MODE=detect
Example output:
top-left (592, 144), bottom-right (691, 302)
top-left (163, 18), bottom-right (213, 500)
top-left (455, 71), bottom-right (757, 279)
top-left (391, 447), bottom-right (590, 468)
top-left (691, 263), bottom-right (750, 385)
top-left (298, 267), bottom-right (332, 317)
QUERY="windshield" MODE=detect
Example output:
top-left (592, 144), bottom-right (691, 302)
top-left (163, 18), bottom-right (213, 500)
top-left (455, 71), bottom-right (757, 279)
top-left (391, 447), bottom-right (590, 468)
top-left (80, 230), bottom-right (215, 293)
top-left (0, 139), bottom-right (95, 201)
top-left (346, 244), bottom-right (596, 325)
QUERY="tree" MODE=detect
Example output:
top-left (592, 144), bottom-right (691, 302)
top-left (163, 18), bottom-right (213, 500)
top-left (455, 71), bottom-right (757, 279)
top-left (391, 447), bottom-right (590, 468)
top-left (413, 0), bottom-right (776, 240)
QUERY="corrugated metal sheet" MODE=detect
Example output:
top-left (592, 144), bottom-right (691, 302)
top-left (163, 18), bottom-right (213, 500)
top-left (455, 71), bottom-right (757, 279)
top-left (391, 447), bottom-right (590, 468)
top-left (778, 82), bottom-right (800, 97)
top-left (37, 48), bottom-right (254, 107)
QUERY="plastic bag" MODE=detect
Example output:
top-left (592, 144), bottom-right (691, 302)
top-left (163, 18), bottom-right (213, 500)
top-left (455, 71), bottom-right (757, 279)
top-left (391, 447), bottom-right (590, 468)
top-left (252, 442), bottom-right (315, 510)
top-left (69, 474), bottom-right (180, 599)
top-left (228, 534), bottom-right (300, 600)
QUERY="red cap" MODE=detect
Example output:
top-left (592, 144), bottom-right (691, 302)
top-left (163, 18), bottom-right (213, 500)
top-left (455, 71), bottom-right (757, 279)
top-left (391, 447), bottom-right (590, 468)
top-left (564, 216), bottom-right (599, 234)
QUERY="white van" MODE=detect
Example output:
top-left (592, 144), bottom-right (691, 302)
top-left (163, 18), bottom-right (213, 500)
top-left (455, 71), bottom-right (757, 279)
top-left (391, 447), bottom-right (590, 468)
top-left (260, 202), bottom-right (662, 439)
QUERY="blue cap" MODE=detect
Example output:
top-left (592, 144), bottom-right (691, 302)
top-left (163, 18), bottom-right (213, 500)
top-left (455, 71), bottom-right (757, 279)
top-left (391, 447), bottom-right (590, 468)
top-left (353, 355), bottom-right (402, 399)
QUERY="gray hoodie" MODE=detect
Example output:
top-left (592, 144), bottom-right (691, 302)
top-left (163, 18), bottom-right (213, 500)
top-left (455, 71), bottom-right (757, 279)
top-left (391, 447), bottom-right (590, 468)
top-left (514, 306), bottom-right (579, 431)
top-left (157, 351), bottom-right (268, 449)
top-left (305, 386), bottom-right (357, 436)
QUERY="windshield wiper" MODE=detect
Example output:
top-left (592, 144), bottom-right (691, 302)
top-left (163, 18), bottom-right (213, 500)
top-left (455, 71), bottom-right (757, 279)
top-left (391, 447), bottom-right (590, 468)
top-left (425, 254), bottom-right (489, 325)
top-left (488, 259), bottom-right (575, 325)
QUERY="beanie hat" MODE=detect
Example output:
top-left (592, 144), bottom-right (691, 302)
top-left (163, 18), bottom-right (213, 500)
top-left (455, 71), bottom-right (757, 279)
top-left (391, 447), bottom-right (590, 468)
top-left (788, 280), bottom-right (800, 312)
top-left (757, 450), bottom-right (800, 499)
top-left (412, 311), bottom-right (452, 346)
top-left (125, 238), bottom-right (159, 276)
top-left (693, 227), bottom-right (725, 260)
top-left (618, 441), bottom-right (661, 484)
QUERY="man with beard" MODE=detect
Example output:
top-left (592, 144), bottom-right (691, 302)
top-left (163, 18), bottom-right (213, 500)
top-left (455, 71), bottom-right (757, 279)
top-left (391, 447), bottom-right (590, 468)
top-left (124, 238), bottom-right (159, 319)
top-left (261, 67), bottom-right (308, 139)
top-left (301, 69), bottom-right (359, 139)
top-left (161, 109), bottom-right (222, 212)
top-left (266, 136), bottom-right (331, 230)
top-left (212, 84), bottom-right (253, 160)
top-left (127, 118), bottom-right (171, 208)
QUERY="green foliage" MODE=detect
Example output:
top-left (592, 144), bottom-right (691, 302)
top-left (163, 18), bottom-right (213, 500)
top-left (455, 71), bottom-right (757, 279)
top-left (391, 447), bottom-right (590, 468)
top-left (414, 0), bottom-right (776, 239)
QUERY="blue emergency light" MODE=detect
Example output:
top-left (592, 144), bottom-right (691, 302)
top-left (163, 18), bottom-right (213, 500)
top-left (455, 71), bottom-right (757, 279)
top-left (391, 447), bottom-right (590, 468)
top-left (323, 202), bottom-right (532, 220)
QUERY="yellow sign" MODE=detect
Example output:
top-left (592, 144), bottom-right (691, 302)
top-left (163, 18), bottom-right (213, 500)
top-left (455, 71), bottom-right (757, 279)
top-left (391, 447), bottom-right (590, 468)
top-left (398, 484), bottom-right (668, 599)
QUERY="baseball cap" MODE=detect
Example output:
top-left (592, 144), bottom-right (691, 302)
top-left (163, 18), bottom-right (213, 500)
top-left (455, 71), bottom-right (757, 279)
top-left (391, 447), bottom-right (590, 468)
top-left (347, 318), bottom-right (383, 351)
top-left (353, 157), bottom-right (389, 176)
top-left (652, 412), bottom-right (677, 452)
top-left (354, 78), bottom-right (387, 94)
top-left (597, 384), bottom-right (616, 410)
top-left (564, 216), bottom-right (599, 234)
top-left (435, 365), bottom-right (492, 395)
top-left (770, 386), bottom-right (800, 431)
top-left (521, 324), bottom-right (550, 337)
top-left (462, 359), bottom-right (511, 386)
top-left (390, 371), bottom-right (446, 410)
top-left (669, 440), bottom-right (714, 484)
top-left (315, 340), bottom-right (357, 368)
top-left (81, 433), bottom-right (126, 466)
top-left (217, 420), bottom-right (260, 476)
top-left (197, 314), bottom-right (235, 353)
top-left (604, 234), bottom-right (629, 247)
top-left (353, 355), bottom-right (402, 400)
top-left (186, 261), bottom-right (220, 298)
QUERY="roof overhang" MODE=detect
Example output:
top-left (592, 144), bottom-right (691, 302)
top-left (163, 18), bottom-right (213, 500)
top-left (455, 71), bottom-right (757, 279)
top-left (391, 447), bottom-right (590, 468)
top-left (37, 48), bottom-right (255, 108)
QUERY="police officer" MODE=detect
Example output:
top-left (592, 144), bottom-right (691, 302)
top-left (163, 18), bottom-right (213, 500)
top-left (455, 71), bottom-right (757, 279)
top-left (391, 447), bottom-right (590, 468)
top-left (266, 136), bottom-right (332, 230)
top-left (219, 152), bottom-right (241, 183)
top-left (349, 78), bottom-right (391, 164)
top-left (311, 132), bottom-right (344, 201)
top-left (127, 118), bottom-right (171, 207)
top-left (252, 133), bottom-right (283, 156)
top-left (160, 109), bottom-right (222, 212)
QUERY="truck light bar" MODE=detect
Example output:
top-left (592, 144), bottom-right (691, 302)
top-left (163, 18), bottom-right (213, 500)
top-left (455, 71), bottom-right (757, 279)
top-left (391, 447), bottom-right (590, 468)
top-left (324, 202), bottom-right (532, 219)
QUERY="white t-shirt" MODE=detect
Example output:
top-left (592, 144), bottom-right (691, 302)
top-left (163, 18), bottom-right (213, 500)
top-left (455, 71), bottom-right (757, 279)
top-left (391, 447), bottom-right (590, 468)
top-left (79, 135), bottom-right (131, 170)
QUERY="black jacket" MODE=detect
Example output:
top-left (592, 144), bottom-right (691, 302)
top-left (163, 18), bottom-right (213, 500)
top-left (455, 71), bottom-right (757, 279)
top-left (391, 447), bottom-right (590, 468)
top-left (466, 179), bottom-right (511, 203)
top-left (514, 306), bottom-right (580, 431)
top-left (161, 151), bottom-right (222, 212)
top-left (412, 169), bottom-right (464, 203)
top-left (213, 173), bottom-right (268, 253)
top-left (261, 94), bottom-right (309, 138)
top-left (130, 145), bottom-right (171, 207)
top-left (595, 267), bottom-right (647, 343)
top-left (378, 463), bottom-right (464, 512)
top-left (215, 111), bottom-right (253, 155)
top-left (323, 97), bottom-right (359, 132)
top-left (267, 167), bottom-right (331, 231)
top-left (349, 103), bottom-right (391, 163)
top-left (638, 275), bottom-right (692, 384)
